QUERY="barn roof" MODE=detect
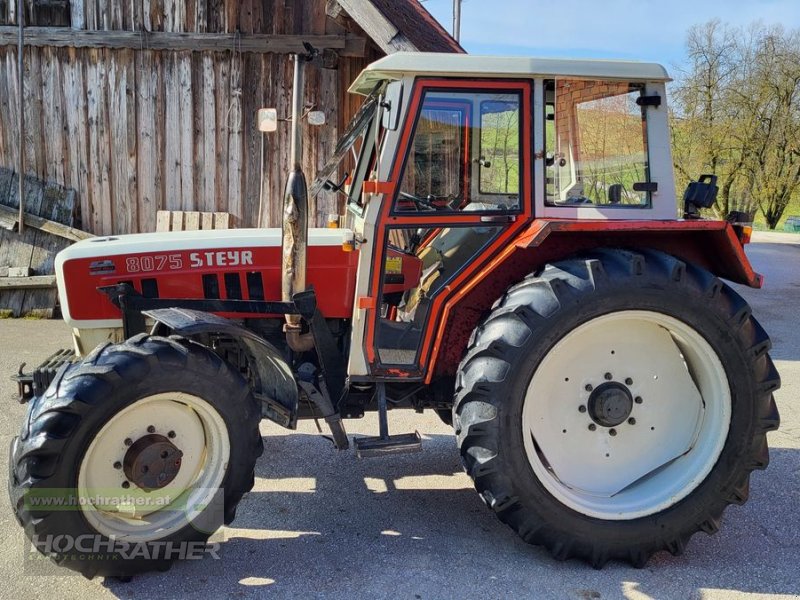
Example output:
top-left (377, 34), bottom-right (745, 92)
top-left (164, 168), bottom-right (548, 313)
top-left (330, 0), bottom-right (464, 54)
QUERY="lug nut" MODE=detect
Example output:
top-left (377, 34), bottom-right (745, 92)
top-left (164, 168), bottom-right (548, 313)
top-left (625, 377), bottom-right (633, 385)
top-left (604, 372), bottom-right (613, 381)
top-left (634, 396), bottom-right (643, 404)
top-left (124, 438), bottom-right (133, 447)
top-left (578, 405), bottom-right (587, 413)
top-left (113, 461), bottom-right (122, 470)
top-left (585, 384), bottom-right (593, 392)
top-left (147, 425), bottom-right (156, 434)
top-left (588, 424), bottom-right (597, 431)
top-left (121, 481), bottom-right (130, 489)
top-left (609, 428), bottom-right (617, 436)
top-left (168, 431), bottom-right (176, 439)
top-left (628, 418), bottom-right (636, 425)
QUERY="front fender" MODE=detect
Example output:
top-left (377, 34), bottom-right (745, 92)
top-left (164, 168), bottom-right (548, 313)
top-left (144, 308), bottom-right (298, 429)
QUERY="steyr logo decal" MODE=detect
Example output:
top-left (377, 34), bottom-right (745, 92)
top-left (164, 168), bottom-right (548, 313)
top-left (189, 250), bottom-right (254, 268)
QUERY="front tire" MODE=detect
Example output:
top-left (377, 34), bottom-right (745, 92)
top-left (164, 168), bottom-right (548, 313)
top-left (9, 335), bottom-right (263, 578)
top-left (454, 249), bottom-right (780, 567)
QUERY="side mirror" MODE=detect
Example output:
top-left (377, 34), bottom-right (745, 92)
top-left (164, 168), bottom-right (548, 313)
top-left (683, 174), bottom-right (718, 218)
top-left (257, 108), bottom-right (278, 133)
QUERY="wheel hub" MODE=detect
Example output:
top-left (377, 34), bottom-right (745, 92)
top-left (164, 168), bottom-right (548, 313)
top-left (587, 382), bottom-right (633, 427)
top-left (123, 434), bottom-right (183, 492)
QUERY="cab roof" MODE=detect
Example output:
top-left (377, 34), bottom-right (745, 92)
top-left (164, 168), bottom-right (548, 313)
top-left (349, 52), bottom-right (671, 95)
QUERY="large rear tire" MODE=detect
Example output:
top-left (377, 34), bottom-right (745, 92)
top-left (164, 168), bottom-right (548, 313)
top-left (454, 249), bottom-right (780, 567)
top-left (8, 334), bottom-right (263, 578)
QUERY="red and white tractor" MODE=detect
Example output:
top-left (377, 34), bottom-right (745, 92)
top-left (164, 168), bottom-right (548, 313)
top-left (9, 51), bottom-right (780, 577)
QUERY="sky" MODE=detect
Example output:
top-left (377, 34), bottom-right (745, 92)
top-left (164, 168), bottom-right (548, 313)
top-left (421, 0), bottom-right (800, 68)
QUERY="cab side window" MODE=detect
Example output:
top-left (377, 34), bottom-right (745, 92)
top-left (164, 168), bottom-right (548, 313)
top-left (394, 90), bottom-right (522, 213)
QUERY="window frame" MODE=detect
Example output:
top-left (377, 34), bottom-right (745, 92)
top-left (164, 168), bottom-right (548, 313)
top-left (543, 78), bottom-right (653, 210)
top-left (390, 84), bottom-right (526, 217)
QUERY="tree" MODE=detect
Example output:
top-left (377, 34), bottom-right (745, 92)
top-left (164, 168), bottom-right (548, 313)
top-left (672, 21), bottom-right (800, 227)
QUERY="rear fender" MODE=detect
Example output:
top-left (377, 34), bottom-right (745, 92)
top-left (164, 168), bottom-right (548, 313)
top-left (144, 308), bottom-right (298, 429)
top-left (429, 219), bottom-right (762, 379)
top-left (515, 219), bottom-right (762, 287)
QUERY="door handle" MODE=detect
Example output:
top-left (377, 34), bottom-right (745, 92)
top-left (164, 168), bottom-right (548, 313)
top-left (480, 215), bottom-right (517, 223)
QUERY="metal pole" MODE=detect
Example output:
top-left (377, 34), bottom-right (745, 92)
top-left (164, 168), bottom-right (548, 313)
top-left (289, 53), bottom-right (304, 170)
top-left (17, 0), bottom-right (24, 234)
top-left (453, 0), bottom-right (462, 43)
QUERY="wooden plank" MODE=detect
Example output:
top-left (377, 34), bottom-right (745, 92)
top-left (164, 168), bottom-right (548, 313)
top-left (227, 48), bottom-right (243, 226)
top-left (201, 52), bottom-right (216, 212)
top-left (0, 276), bottom-right (57, 290)
top-left (71, 0), bottom-right (87, 30)
top-left (0, 266), bottom-right (7, 277)
top-left (164, 52), bottom-right (182, 211)
top-left (123, 49), bottom-right (138, 236)
top-left (241, 52), bottom-right (261, 228)
top-left (213, 212), bottom-right (230, 229)
top-left (109, 51), bottom-right (132, 234)
top-left (23, 49), bottom-right (46, 181)
top-left (155, 210), bottom-right (171, 232)
top-left (178, 52), bottom-right (194, 211)
top-left (41, 47), bottom-right (66, 185)
top-left (63, 47), bottom-right (91, 231)
top-left (213, 51), bottom-right (229, 213)
top-left (85, 49), bottom-right (112, 234)
top-left (170, 210), bottom-right (184, 231)
top-left (0, 203), bottom-right (91, 242)
top-left (184, 211), bottom-right (200, 230)
top-left (135, 48), bottom-right (162, 233)
top-left (0, 28), bottom-right (365, 55)
top-left (200, 211), bottom-right (214, 229)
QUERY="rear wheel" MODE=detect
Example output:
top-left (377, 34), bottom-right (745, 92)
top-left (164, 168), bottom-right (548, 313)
top-left (9, 335), bottom-right (263, 578)
top-left (454, 249), bottom-right (780, 567)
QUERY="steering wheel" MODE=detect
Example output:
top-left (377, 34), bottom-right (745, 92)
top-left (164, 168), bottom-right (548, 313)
top-left (399, 191), bottom-right (438, 211)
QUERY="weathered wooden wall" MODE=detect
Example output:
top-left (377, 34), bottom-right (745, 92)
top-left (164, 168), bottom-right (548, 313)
top-left (0, 1), bottom-right (382, 235)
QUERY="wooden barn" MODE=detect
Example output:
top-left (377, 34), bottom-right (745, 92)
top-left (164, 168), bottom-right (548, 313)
top-left (0, 0), bottom-right (462, 237)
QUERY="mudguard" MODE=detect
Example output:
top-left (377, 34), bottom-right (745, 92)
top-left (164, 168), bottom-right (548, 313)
top-left (144, 307), bottom-right (299, 429)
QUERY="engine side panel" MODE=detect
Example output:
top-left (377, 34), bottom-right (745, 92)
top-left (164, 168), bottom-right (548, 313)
top-left (56, 228), bottom-right (359, 328)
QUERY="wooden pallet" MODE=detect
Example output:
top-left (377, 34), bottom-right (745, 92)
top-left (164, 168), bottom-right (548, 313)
top-left (155, 210), bottom-right (231, 232)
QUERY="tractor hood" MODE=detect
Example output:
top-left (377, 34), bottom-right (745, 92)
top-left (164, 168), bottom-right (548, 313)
top-left (56, 227), bottom-right (359, 330)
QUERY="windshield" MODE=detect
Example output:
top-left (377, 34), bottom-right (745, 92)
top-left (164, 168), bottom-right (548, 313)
top-left (309, 90), bottom-right (380, 199)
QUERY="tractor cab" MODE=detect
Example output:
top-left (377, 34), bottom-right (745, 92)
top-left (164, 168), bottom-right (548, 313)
top-left (329, 54), bottom-right (680, 380)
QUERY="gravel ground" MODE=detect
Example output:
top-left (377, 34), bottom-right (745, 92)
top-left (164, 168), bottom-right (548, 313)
top-left (0, 232), bottom-right (797, 599)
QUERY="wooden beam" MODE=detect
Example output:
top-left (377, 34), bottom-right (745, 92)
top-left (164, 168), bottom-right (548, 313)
top-left (0, 28), bottom-right (366, 56)
top-left (0, 276), bottom-right (57, 290)
top-left (326, 0), bottom-right (344, 19)
top-left (0, 203), bottom-right (94, 242)
top-left (334, 0), bottom-right (418, 53)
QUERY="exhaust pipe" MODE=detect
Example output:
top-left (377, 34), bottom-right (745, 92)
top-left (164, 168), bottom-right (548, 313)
top-left (283, 51), bottom-right (314, 352)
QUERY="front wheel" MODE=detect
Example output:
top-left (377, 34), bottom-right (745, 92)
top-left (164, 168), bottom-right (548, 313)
top-left (454, 249), bottom-right (780, 567)
top-left (9, 335), bottom-right (263, 578)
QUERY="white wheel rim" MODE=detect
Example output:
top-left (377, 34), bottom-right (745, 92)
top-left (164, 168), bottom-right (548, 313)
top-left (522, 310), bottom-right (731, 520)
top-left (78, 392), bottom-right (230, 541)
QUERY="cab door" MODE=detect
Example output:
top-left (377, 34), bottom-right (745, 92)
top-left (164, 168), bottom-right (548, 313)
top-left (366, 79), bottom-right (533, 379)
